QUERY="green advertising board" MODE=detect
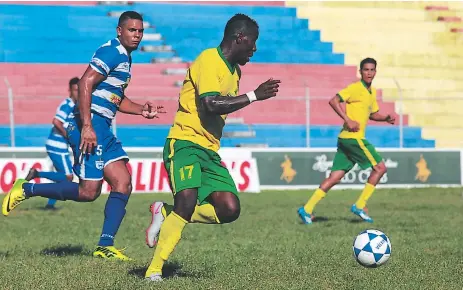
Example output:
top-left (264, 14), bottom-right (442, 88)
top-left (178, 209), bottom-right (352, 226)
top-left (252, 150), bottom-right (461, 186)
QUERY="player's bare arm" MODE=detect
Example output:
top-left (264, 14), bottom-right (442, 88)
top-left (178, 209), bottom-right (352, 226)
top-left (78, 66), bottom-right (106, 155)
top-left (52, 118), bottom-right (67, 138)
top-left (119, 97), bottom-right (166, 119)
top-left (202, 78), bottom-right (280, 115)
top-left (329, 94), bottom-right (359, 132)
top-left (370, 111), bottom-right (395, 124)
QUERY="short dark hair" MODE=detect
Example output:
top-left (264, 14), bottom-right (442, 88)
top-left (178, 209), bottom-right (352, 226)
top-left (69, 77), bottom-right (79, 89)
top-left (360, 58), bottom-right (377, 70)
top-left (223, 13), bottom-right (259, 40)
top-left (118, 11), bottom-right (143, 26)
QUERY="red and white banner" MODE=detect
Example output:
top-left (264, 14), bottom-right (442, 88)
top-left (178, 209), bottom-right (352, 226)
top-left (0, 158), bottom-right (260, 194)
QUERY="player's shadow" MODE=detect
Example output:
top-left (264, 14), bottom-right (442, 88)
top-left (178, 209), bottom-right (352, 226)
top-left (0, 251), bottom-right (9, 258)
top-left (298, 216), bottom-right (330, 224)
top-left (312, 216), bottom-right (330, 223)
top-left (346, 218), bottom-right (364, 224)
top-left (129, 262), bottom-right (204, 279)
top-left (40, 245), bottom-right (90, 257)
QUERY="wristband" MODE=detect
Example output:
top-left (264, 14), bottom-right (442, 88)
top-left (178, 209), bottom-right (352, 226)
top-left (246, 91), bottom-right (257, 103)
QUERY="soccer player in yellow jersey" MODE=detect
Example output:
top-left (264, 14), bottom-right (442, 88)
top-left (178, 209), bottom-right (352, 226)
top-left (144, 14), bottom-right (281, 281)
top-left (298, 58), bottom-right (396, 225)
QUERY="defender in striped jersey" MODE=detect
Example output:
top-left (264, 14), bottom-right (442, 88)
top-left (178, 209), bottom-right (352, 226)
top-left (25, 77), bottom-right (78, 209)
top-left (3, 11), bottom-right (165, 261)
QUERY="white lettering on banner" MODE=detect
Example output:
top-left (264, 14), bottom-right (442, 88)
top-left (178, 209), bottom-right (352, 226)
top-left (0, 158), bottom-right (260, 194)
top-left (312, 155), bottom-right (397, 184)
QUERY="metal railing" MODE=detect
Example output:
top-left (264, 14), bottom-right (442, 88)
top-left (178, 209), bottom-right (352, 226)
top-left (1, 78), bottom-right (463, 148)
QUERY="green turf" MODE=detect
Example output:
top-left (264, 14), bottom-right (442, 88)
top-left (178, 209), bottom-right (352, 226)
top-left (0, 188), bottom-right (462, 289)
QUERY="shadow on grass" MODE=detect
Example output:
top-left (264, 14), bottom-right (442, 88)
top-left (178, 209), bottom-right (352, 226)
top-left (129, 262), bottom-right (205, 279)
top-left (40, 245), bottom-right (90, 257)
top-left (312, 216), bottom-right (330, 223)
top-left (297, 216), bottom-right (330, 224)
top-left (346, 218), bottom-right (365, 224)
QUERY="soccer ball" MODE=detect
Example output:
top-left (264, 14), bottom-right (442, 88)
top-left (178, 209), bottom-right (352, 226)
top-left (353, 229), bottom-right (391, 268)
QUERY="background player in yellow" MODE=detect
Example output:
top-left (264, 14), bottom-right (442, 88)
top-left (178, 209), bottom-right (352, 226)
top-left (144, 14), bottom-right (281, 281)
top-left (298, 58), bottom-right (396, 225)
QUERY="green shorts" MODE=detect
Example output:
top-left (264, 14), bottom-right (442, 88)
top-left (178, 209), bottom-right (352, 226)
top-left (331, 138), bottom-right (383, 172)
top-left (163, 138), bottom-right (238, 205)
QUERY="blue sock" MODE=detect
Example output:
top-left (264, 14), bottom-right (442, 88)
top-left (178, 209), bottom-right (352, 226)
top-left (37, 171), bottom-right (68, 182)
top-left (98, 192), bottom-right (130, 247)
top-left (47, 199), bottom-right (57, 206)
top-left (22, 181), bottom-right (79, 201)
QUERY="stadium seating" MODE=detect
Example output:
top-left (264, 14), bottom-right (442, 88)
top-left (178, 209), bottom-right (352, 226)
top-left (0, 2), bottom-right (435, 148)
top-left (286, 1), bottom-right (463, 148)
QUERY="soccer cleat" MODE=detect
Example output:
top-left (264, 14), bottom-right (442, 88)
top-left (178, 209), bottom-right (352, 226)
top-left (25, 168), bottom-right (38, 181)
top-left (92, 246), bottom-right (132, 261)
top-left (297, 206), bottom-right (314, 225)
top-left (351, 204), bottom-right (373, 223)
top-left (2, 179), bottom-right (27, 216)
top-left (146, 273), bottom-right (163, 282)
top-left (145, 201), bottom-right (166, 248)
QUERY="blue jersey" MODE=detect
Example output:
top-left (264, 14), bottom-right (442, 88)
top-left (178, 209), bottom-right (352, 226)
top-left (80, 38), bottom-right (132, 120)
top-left (46, 98), bottom-right (75, 154)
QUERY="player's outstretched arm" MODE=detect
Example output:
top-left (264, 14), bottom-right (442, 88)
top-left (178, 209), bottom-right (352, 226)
top-left (370, 111), bottom-right (396, 124)
top-left (329, 94), bottom-right (359, 132)
top-left (119, 97), bottom-right (166, 119)
top-left (78, 66), bottom-right (106, 155)
top-left (202, 78), bottom-right (280, 115)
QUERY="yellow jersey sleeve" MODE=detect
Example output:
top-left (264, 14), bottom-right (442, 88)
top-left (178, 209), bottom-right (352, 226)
top-left (337, 84), bottom-right (354, 102)
top-left (195, 54), bottom-right (221, 98)
top-left (371, 95), bottom-right (379, 113)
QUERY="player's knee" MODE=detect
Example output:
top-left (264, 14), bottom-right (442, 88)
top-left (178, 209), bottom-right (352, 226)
top-left (78, 181), bottom-right (102, 202)
top-left (109, 178), bottom-right (132, 195)
top-left (173, 189), bottom-right (199, 220)
top-left (217, 196), bottom-right (241, 224)
top-left (78, 188), bottom-right (100, 202)
top-left (374, 163), bottom-right (387, 175)
top-left (328, 173), bottom-right (344, 185)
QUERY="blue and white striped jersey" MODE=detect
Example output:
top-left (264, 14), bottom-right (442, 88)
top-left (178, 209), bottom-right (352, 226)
top-left (46, 98), bottom-right (75, 153)
top-left (84, 38), bottom-right (132, 120)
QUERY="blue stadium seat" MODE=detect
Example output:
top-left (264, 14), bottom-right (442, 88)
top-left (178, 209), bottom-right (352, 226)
top-left (0, 125), bottom-right (435, 148)
top-left (0, 3), bottom-right (343, 64)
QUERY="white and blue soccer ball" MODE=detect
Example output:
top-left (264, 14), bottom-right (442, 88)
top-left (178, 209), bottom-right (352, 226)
top-left (353, 229), bottom-right (391, 268)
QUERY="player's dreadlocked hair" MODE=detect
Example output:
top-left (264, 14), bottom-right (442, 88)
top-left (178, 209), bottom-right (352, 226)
top-left (118, 11), bottom-right (143, 26)
top-left (223, 13), bottom-right (259, 40)
top-left (360, 58), bottom-right (377, 70)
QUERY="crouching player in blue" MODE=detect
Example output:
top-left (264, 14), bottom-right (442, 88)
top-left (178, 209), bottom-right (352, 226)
top-left (25, 77), bottom-right (79, 210)
top-left (2, 11), bottom-right (165, 261)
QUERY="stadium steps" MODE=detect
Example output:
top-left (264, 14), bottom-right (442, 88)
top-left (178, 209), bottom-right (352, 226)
top-left (287, 1), bottom-right (461, 148)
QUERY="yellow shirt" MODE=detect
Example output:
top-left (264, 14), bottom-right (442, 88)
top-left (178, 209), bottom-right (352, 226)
top-left (167, 47), bottom-right (240, 152)
top-left (337, 80), bottom-right (379, 139)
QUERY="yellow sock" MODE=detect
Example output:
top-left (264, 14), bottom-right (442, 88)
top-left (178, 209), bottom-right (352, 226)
top-left (303, 188), bottom-right (326, 214)
top-left (355, 183), bottom-right (376, 209)
top-left (145, 212), bottom-right (187, 277)
top-left (190, 204), bottom-right (220, 224)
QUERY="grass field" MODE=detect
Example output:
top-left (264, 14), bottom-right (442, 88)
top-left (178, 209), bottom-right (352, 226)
top-left (0, 188), bottom-right (462, 289)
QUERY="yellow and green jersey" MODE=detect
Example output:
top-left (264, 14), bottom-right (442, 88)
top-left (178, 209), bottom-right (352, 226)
top-left (167, 47), bottom-right (240, 152)
top-left (337, 80), bottom-right (379, 139)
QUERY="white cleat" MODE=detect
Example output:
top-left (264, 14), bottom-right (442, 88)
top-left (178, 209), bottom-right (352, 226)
top-left (145, 201), bottom-right (165, 248)
top-left (146, 273), bottom-right (163, 282)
